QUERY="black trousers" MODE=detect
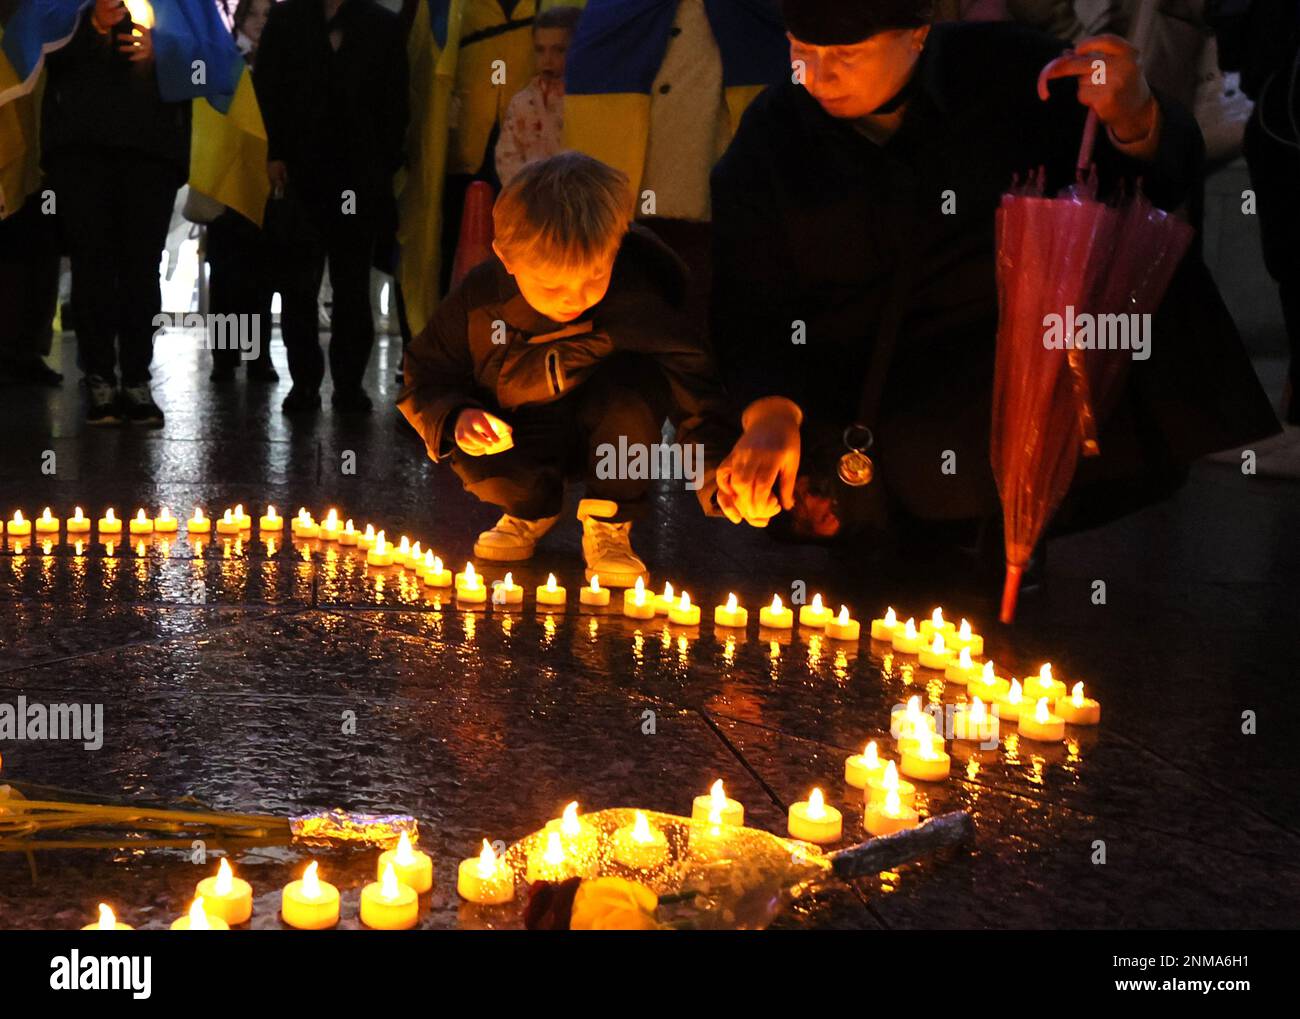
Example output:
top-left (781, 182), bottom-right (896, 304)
top-left (1244, 110), bottom-right (1300, 423)
top-left (0, 193), bottom-right (61, 367)
top-left (49, 146), bottom-right (182, 385)
top-left (450, 356), bottom-right (669, 522)
top-left (206, 209), bottom-right (275, 371)
top-left (277, 185), bottom-right (378, 393)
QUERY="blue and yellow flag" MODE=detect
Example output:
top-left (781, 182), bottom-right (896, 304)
top-left (563, 0), bottom-right (788, 197)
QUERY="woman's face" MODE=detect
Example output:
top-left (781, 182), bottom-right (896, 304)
top-left (240, 0), bottom-right (272, 49)
top-left (789, 27), bottom-right (930, 120)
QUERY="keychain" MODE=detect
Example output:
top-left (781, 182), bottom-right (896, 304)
top-left (838, 424), bottom-right (875, 487)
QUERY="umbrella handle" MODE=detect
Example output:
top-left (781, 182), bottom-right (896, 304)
top-left (1077, 109), bottom-right (1100, 177)
top-left (1076, 0), bottom-right (1157, 176)
top-left (999, 563), bottom-right (1024, 624)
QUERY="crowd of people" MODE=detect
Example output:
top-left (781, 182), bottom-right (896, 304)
top-left (0, 0), bottom-right (1293, 582)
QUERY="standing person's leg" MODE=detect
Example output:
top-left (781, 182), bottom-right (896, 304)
top-left (0, 194), bottom-right (62, 386)
top-left (1244, 111), bottom-right (1300, 425)
top-left (276, 193), bottom-right (328, 413)
top-left (323, 209), bottom-right (377, 411)
top-left (116, 152), bottom-right (183, 425)
top-left (49, 146), bottom-right (121, 421)
top-left (205, 212), bottom-right (242, 381)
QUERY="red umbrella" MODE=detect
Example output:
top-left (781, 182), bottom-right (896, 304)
top-left (990, 37), bottom-right (1194, 622)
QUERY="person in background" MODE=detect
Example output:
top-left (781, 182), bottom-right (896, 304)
top-left (253, 0), bottom-right (409, 415)
top-left (207, 0), bottom-right (280, 385)
top-left (42, 0), bottom-right (189, 426)
top-left (494, 6), bottom-right (583, 186)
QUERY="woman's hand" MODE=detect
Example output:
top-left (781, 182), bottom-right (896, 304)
top-left (454, 408), bottom-right (514, 456)
top-left (1037, 34), bottom-right (1157, 144)
top-left (716, 397), bottom-right (802, 526)
top-left (119, 24), bottom-right (153, 63)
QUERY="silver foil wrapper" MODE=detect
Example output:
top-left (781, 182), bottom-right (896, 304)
top-left (289, 809), bottom-right (419, 848)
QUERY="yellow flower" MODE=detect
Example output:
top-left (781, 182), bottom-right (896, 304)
top-left (569, 877), bottom-right (660, 930)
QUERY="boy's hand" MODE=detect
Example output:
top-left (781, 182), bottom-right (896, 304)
top-left (454, 408), bottom-right (514, 456)
top-left (716, 398), bottom-right (802, 526)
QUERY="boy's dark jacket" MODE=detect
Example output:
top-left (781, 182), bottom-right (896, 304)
top-left (397, 225), bottom-right (737, 494)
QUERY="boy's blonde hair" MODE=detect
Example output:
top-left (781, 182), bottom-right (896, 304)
top-left (493, 152), bottom-right (633, 273)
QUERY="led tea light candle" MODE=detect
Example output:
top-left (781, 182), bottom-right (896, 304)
top-left (899, 726), bottom-right (951, 783)
top-left (668, 591), bottom-right (700, 626)
top-left (918, 632), bottom-right (951, 669)
top-left (787, 787), bottom-right (842, 844)
top-left (339, 519), bottom-right (359, 545)
top-left (996, 678), bottom-right (1026, 721)
top-left (97, 508), bottom-right (122, 535)
top-left (611, 810), bottom-right (669, 869)
top-left (394, 535), bottom-right (413, 567)
top-left (378, 831), bottom-right (434, 894)
top-left (844, 740), bottom-right (888, 789)
top-left (1025, 663), bottom-right (1067, 703)
top-left (945, 647), bottom-right (981, 685)
top-left (170, 897), bottom-right (229, 931)
top-left (1019, 697), bottom-right (1065, 742)
top-left (456, 562), bottom-right (487, 603)
top-left (951, 618), bottom-right (984, 657)
top-left (654, 582), bottom-right (676, 615)
top-left (281, 861), bottom-right (340, 930)
top-left (129, 509), bottom-right (153, 535)
top-left (968, 661), bottom-right (1011, 702)
top-left (34, 508), bottom-right (59, 535)
top-left (231, 504), bottom-right (251, 529)
top-left (288, 508), bottom-right (315, 538)
top-left (6, 510), bottom-right (30, 537)
top-left (825, 605), bottom-right (861, 641)
top-left (491, 572), bottom-right (524, 607)
top-left (409, 542), bottom-right (423, 568)
top-left (67, 507), bottom-right (91, 534)
top-left (360, 862), bottom-right (418, 930)
top-left (870, 606), bottom-right (899, 641)
top-left (153, 506), bottom-right (177, 533)
top-left (891, 696), bottom-right (938, 740)
top-left (865, 788), bottom-right (920, 837)
top-left (579, 575), bottom-right (610, 607)
top-left (367, 531), bottom-right (395, 567)
top-left (526, 830), bottom-right (572, 883)
top-left (195, 858), bottom-right (252, 925)
top-left (215, 509), bottom-right (241, 535)
top-left (318, 509), bottom-right (342, 541)
top-left (82, 903), bottom-right (132, 931)
top-left (866, 760), bottom-right (916, 809)
top-left (1056, 682), bottom-right (1101, 725)
top-left (919, 607), bottom-right (956, 640)
top-left (714, 592), bottom-right (748, 628)
top-left (358, 524), bottom-right (377, 550)
top-left (544, 801), bottom-right (599, 861)
top-left (953, 696), bottom-right (1000, 744)
top-left (422, 553), bottom-right (452, 588)
top-left (253, 505), bottom-right (280, 533)
top-left (798, 593), bottom-right (833, 628)
top-left (458, 840), bottom-right (514, 905)
top-left (536, 572), bottom-right (566, 606)
top-left (623, 577), bottom-right (655, 619)
top-left (692, 779), bottom-right (743, 827)
top-left (891, 616), bottom-right (923, 654)
top-left (759, 594), bottom-right (793, 629)
top-left (187, 507), bottom-right (210, 534)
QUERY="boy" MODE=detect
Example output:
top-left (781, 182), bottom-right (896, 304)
top-left (493, 5), bottom-right (582, 187)
top-left (397, 153), bottom-right (732, 587)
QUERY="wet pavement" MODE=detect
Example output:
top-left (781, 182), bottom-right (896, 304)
top-left (1, 335), bottom-right (1298, 930)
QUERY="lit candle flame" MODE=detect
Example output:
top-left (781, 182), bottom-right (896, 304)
top-left (807, 787), bottom-right (826, 820)
top-left (883, 760), bottom-right (899, 791)
top-left (1035, 697), bottom-right (1051, 723)
top-left (864, 740), bottom-right (878, 765)
top-left (560, 801), bottom-right (581, 836)
top-left (364, 524), bottom-right (375, 539)
top-left (302, 861), bottom-right (321, 898)
top-left (982, 661), bottom-right (995, 683)
top-left (135, 509), bottom-right (147, 523)
top-left (234, 504), bottom-right (244, 518)
top-left (464, 562), bottom-right (476, 583)
top-left (543, 830), bottom-right (565, 866)
top-left (396, 831), bottom-right (416, 865)
top-left (959, 618), bottom-right (972, 641)
top-left (885, 787), bottom-right (902, 817)
top-left (662, 581), bottom-right (673, 600)
top-left (710, 779), bottom-right (727, 810)
top-left (1040, 663), bottom-right (1053, 683)
top-left (903, 617), bottom-right (917, 639)
top-left (971, 697), bottom-right (986, 723)
top-left (74, 506), bottom-right (85, 520)
top-left (96, 903), bottom-right (116, 930)
top-left (105, 508), bottom-right (116, 522)
top-left (124, 0), bottom-right (155, 29)
top-left (838, 605), bottom-right (850, 625)
top-left (770, 594), bottom-right (783, 612)
top-left (188, 897), bottom-right (210, 930)
top-left (546, 573), bottom-right (557, 591)
top-left (380, 861), bottom-right (400, 901)
top-left (931, 632), bottom-right (946, 654)
top-left (398, 536), bottom-right (410, 554)
top-left (884, 606), bottom-right (896, 626)
top-left (158, 506), bottom-right (172, 521)
top-left (477, 839), bottom-right (499, 878)
top-left (631, 810), bottom-right (654, 844)
top-left (589, 575), bottom-right (601, 592)
top-left (811, 593), bottom-right (824, 612)
top-left (958, 647), bottom-right (972, 669)
top-left (917, 726), bottom-right (937, 759)
top-left (503, 571), bottom-right (514, 588)
top-left (1071, 682), bottom-right (1085, 705)
top-left (931, 607), bottom-right (944, 629)
top-left (433, 556), bottom-right (444, 572)
top-left (726, 592), bottom-right (738, 612)
top-left (325, 508), bottom-right (338, 525)
top-left (215, 858), bottom-right (233, 896)
top-left (191, 507), bottom-right (203, 522)
top-left (906, 694), bottom-right (922, 720)
top-left (1008, 678), bottom-right (1022, 704)
top-left (678, 591), bottom-right (691, 610)
top-left (41, 507), bottom-right (52, 522)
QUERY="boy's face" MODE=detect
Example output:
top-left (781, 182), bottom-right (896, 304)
top-left (496, 244), bottom-right (615, 323)
top-left (533, 27), bottom-right (572, 82)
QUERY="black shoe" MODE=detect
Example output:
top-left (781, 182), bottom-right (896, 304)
top-left (121, 383), bottom-right (165, 428)
top-left (210, 362), bottom-right (237, 383)
top-left (247, 361), bottom-right (280, 383)
top-left (282, 386), bottom-right (321, 414)
top-left (0, 359), bottom-right (63, 387)
top-left (331, 388), bottom-right (373, 414)
top-left (84, 376), bottom-right (122, 426)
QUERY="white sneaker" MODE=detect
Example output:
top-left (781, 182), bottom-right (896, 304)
top-left (578, 498), bottom-right (647, 588)
top-left (473, 513), bottom-right (559, 562)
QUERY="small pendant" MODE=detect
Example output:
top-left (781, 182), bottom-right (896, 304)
top-left (838, 450), bottom-right (874, 487)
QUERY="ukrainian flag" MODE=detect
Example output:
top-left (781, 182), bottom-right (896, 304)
top-left (398, 0), bottom-right (465, 339)
top-left (563, 0), bottom-right (788, 198)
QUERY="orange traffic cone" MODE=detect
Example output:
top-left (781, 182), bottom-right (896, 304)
top-left (450, 181), bottom-right (496, 290)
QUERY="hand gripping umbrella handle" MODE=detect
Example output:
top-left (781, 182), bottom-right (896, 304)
top-left (1074, 0), bottom-right (1159, 176)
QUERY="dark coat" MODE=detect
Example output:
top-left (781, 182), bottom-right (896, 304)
top-left (397, 225), bottom-right (736, 472)
top-left (253, 0), bottom-right (409, 210)
top-left (711, 20), bottom-right (1277, 527)
top-left (41, 10), bottom-right (190, 170)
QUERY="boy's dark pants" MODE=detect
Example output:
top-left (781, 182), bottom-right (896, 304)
top-left (450, 355), bottom-right (669, 523)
